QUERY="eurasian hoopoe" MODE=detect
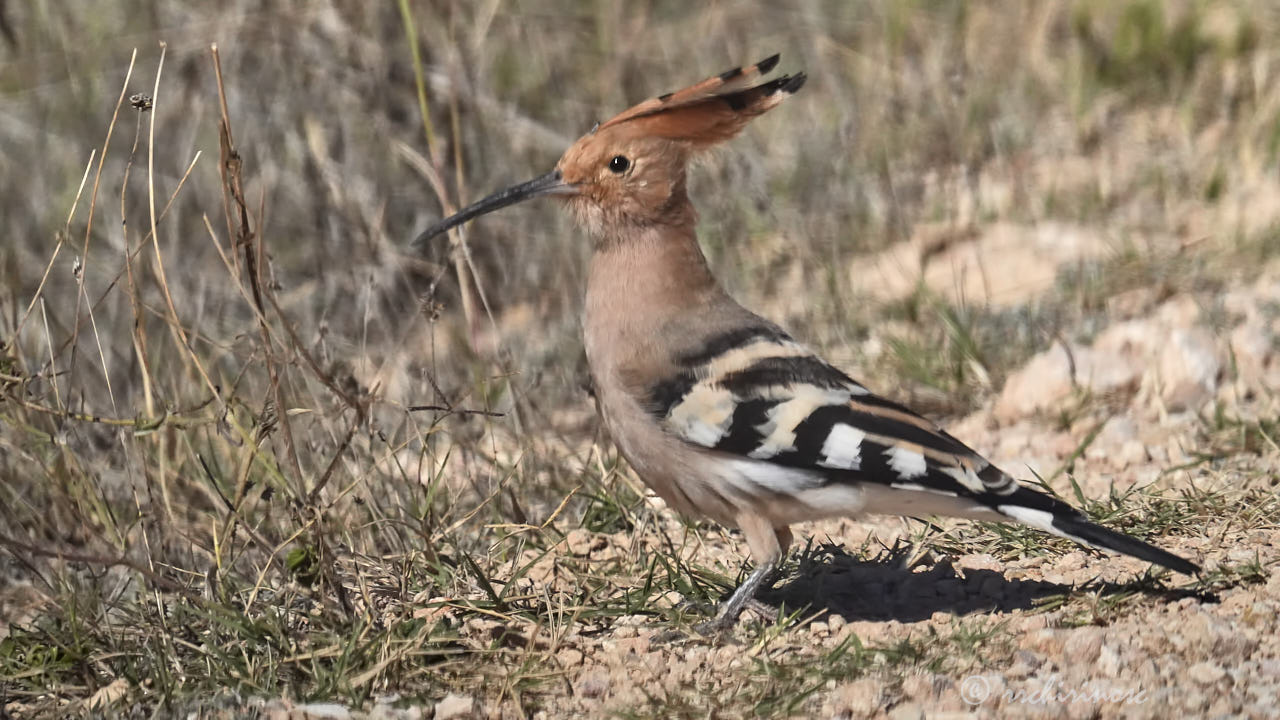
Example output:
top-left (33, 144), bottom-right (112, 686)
top-left (414, 54), bottom-right (1200, 630)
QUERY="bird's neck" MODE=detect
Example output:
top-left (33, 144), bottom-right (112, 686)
top-left (583, 222), bottom-right (726, 383)
top-left (586, 222), bottom-right (722, 327)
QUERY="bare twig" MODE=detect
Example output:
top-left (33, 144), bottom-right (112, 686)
top-left (211, 43), bottom-right (357, 618)
top-left (0, 531), bottom-right (198, 600)
top-left (409, 404), bottom-right (506, 418)
top-left (211, 43), bottom-right (305, 492)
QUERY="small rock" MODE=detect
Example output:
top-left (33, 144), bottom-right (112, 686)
top-left (1090, 321), bottom-right (1156, 389)
top-left (368, 700), bottom-right (426, 720)
top-left (1180, 611), bottom-right (1259, 663)
top-left (887, 702), bottom-right (925, 720)
top-left (1096, 413), bottom-right (1138, 443)
top-left (557, 648), bottom-right (584, 667)
top-left (994, 344), bottom-right (1078, 422)
top-left (1157, 327), bottom-right (1220, 411)
top-left (564, 529), bottom-right (593, 555)
top-left (1106, 287), bottom-right (1157, 318)
top-left (615, 635), bottom-right (650, 655)
top-left (1227, 548), bottom-right (1258, 564)
top-left (1188, 661), bottom-right (1227, 686)
top-left (832, 677), bottom-right (882, 715)
top-left (901, 673), bottom-right (934, 699)
top-left (957, 553), bottom-right (1001, 572)
top-left (1155, 295), bottom-right (1203, 328)
top-left (433, 694), bottom-right (474, 720)
top-left (1229, 322), bottom-right (1273, 382)
top-left (289, 703), bottom-right (351, 719)
top-left (1022, 628), bottom-right (1063, 655)
top-left (1243, 602), bottom-right (1276, 628)
top-left (575, 668), bottom-right (611, 698)
top-left (642, 492), bottom-right (668, 512)
top-left (1116, 439), bottom-right (1148, 467)
top-left (1063, 627), bottom-right (1104, 665)
top-left (1248, 697), bottom-right (1280, 719)
top-left (1057, 551), bottom-right (1087, 572)
top-left (1097, 643), bottom-right (1124, 677)
top-left (1006, 649), bottom-right (1042, 679)
top-left (87, 678), bottom-right (130, 711)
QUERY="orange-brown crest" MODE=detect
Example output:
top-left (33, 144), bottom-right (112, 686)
top-left (413, 55), bottom-right (805, 246)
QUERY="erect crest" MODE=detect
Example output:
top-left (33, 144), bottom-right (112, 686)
top-left (595, 53), bottom-right (806, 149)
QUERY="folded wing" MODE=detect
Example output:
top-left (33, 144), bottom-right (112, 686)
top-left (643, 323), bottom-right (1199, 575)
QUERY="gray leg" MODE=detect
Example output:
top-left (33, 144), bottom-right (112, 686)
top-left (696, 559), bottom-right (778, 634)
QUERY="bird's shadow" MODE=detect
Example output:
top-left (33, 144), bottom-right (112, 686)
top-left (756, 541), bottom-right (1207, 623)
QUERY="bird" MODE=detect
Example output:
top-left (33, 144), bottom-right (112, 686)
top-left (413, 54), bottom-right (1200, 631)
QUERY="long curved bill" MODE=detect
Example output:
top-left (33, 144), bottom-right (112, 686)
top-left (411, 169), bottom-right (575, 248)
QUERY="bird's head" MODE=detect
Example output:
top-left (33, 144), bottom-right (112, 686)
top-left (413, 54), bottom-right (805, 247)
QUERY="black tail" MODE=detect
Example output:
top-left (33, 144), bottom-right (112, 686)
top-left (1051, 513), bottom-right (1200, 575)
top-left (991, 488), bottom-right (1200, 575)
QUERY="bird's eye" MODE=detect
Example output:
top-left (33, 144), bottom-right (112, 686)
top-left (608, 155), bottom-right (630, 174)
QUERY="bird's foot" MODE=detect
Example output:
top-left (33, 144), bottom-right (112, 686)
top-left (692, 597), bottom-right (777, 636)
top-left (691, 561), bottom-right (780, 635)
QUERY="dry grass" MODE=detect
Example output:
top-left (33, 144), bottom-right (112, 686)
top-left (2, 1), bottom-right (1279, 717)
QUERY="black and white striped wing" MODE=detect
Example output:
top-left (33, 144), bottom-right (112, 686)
top-left (644, 325), bottom-right (1201, 575)
top-left (646, 326), bottom-right (1018, 499)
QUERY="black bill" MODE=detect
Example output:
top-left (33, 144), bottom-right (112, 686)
top-left (411, 169), bottom-right (573, 248)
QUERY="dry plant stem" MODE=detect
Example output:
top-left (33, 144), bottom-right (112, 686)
top-left (210, 44), bottom-right (303, 494)
top-left (211, 43), bottom-right (353, 616)
top-left (145, 42), bottom-right (178, 520)
top-left (65, 50), bottom-right (138, 404)
top-left (408, 404), bottom-right (505, 417)
top-left (395, 4), bottom-right (494, 362)
top-left (0, 531), bottom-right (196, 599)
top-left (305, 418), bottom-right (359, 507)
top-left (391, 41), bottom-right (528, 496)
top-left (11, 50), bottom-right (132, 348)
top-left (81, 274), bottom-right (119, 416)
top-left (13, 152), bottom-right (93, 357)
top-left (124, 111), bottom-right (157, 419)
top-left (198, 221), bottom-right (301, 521)
top-left (146, 145), bottom-right (216, 396)
top-left (264, 290), bottom-right (363, 416)
top-left (9, 393), bottom-right (214, 430)
top-left (38, 300), bottom-right (61, 410)
top-left (198, 454), bottom-right (284, 569)
top-left (56, 150), bottom-right (204, 365)
top-left (396, 0), bottom-right (438, 160)
top-left (132, 483), bottom-right (174, 644)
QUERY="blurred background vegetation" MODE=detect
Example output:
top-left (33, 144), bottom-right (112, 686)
top-left (1, 0), bottom-right (1277, 715)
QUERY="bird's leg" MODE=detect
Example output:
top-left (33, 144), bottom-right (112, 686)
top-left (695, 518), bottom-right (791, 634)
top-left (697, 560), bottom-right (778, 633)
top-left (740, 526), bottom-right (793, 619)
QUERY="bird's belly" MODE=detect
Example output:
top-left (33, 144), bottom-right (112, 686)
top-left (593, 385), bottom-right (741, 526)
